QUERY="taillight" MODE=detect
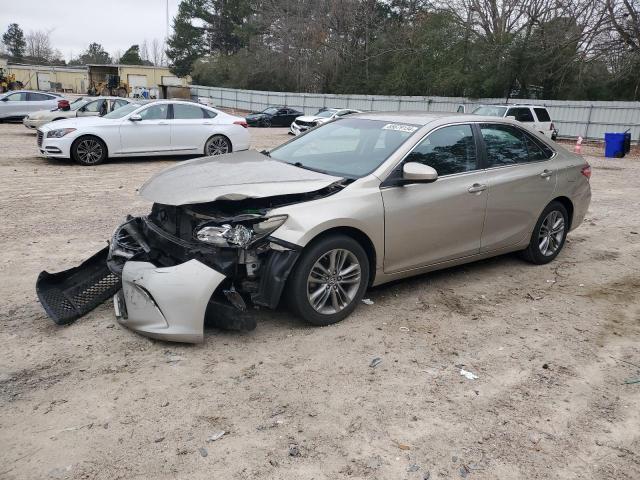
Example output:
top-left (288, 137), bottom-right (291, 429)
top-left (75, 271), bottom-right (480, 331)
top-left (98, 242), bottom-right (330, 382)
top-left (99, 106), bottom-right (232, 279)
top-left (234, 120), bottom-right (248, 128)
top-left (550, 122), bottom-right (555, 130)
top-left (581, 164), bottom-right (591, 179)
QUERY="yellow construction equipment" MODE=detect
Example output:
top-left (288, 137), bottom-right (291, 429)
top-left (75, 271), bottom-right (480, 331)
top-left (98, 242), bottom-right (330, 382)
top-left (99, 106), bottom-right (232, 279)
top-left (0, 68), bottom-right (23, 93)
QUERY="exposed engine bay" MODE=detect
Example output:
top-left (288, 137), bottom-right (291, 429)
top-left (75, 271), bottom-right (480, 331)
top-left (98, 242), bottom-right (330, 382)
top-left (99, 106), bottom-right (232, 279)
top-left (36, 180), bottom-right (346, 341)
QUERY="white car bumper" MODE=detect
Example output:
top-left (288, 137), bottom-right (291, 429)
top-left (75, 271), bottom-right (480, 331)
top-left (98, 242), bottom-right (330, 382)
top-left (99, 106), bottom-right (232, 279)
top-left (38, 130), bottom-right (74, 158)
top-left (115, 259), bottom-right (226, 343)
top-left (290, 122), bottom-right (308, 135)
top-left (23, 117), bottom-right (46, 129)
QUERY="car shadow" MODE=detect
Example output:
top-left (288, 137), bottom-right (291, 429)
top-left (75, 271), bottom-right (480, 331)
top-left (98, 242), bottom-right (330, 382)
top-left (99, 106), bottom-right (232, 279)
top-left (202, 251), bottom-right (529, 339)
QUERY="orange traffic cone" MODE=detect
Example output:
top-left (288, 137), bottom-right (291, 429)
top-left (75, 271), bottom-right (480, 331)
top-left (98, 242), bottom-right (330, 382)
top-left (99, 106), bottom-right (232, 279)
top-left (574, 136), bottom-right (583, 154)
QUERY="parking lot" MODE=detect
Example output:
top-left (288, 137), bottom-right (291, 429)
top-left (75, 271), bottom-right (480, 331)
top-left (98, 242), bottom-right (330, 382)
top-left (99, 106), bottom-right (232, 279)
top-left (0, 122), bottom-right (639, 479)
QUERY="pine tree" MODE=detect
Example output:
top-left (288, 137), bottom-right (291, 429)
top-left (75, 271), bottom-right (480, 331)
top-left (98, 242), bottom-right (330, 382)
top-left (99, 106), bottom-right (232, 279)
top-left (119, 45), bottom-right (143, 65)
top-left (2, 23), bottom-right (26, 59)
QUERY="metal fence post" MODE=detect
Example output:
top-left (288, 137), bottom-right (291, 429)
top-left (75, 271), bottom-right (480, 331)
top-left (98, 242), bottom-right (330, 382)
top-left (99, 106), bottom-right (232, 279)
top-left (584, 104), bottom-right (593, 140)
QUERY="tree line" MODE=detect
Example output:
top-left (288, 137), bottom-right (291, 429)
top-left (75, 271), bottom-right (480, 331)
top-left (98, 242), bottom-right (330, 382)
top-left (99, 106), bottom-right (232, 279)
top-left (1, 23), bottom-right (167, 67)
top-left (166, 0), bottom-right (640, 101)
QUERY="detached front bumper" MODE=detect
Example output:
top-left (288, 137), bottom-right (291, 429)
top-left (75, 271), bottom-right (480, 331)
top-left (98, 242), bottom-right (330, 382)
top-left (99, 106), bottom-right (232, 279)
top-left (116, 259), bottom-right (226, 343)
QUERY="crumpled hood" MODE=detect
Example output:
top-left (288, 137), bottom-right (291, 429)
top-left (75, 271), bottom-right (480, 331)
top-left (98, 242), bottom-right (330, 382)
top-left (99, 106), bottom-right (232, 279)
top-left (294, 115), bottom-right (328, 123)
top-left (139, 150), bottom-right (344, 205)
top-left (39, 116), bottom-right (112, 131)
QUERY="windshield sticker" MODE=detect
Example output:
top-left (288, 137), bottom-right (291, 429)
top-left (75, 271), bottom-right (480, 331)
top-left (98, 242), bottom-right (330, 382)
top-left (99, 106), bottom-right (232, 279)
top-left (382, 123), bottom-right (418, 133)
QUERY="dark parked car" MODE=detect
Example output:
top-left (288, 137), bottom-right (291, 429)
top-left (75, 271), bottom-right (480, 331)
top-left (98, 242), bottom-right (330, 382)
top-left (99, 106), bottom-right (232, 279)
top-left (245, 106), bottom-right (303, 127)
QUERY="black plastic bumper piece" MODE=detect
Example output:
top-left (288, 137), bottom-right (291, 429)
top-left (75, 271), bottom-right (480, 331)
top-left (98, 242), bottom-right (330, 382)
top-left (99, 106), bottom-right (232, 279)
top-left (36, 246), bottom-right (121, 325)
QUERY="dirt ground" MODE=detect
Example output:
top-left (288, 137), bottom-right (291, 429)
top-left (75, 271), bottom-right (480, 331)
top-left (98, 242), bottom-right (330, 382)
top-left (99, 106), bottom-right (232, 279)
top-left (0, 122), bottom-right (639, 480)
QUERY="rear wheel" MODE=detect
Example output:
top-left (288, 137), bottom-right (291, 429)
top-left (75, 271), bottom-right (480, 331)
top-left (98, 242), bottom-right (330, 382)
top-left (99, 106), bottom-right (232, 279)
top-left (71, 136), bottom-right (107, 166)
top-left (286, 235), bottom-right (369, 326)
top-left (204, 135), bottom-right (231, 156)
top-left (522, 201), bottom-right (568, 264)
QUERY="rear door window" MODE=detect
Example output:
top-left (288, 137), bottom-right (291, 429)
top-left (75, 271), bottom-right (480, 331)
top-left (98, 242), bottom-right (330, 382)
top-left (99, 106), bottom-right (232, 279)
top-left (534, 108), bottom-right (551, 122)
top-left (202, 108), bottom-right (217, 118)
top-left (27, 92), bottom-right (52, 101)
top-left (405, 124), bottom-right (477, 176)
top-left (506, 107), bottom-right (535, 122)
top-left (524, 133), bottom-right (554, 161)
top-left (480, 124), bottom-right (529, 165)
top-left (173, 103), bottom-right (205, 119)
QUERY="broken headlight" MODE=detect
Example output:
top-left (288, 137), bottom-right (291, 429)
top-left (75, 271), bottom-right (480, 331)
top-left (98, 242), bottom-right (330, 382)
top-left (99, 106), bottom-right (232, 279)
top-left (195, 215), bottom-right (288, 248)
top-left (47, 128), bottom-right (76, 138)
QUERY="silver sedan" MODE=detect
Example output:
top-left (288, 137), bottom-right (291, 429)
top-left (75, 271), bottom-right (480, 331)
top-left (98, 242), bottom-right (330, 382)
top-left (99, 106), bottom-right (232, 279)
top-left (37, 112), bottom-right (591, 343)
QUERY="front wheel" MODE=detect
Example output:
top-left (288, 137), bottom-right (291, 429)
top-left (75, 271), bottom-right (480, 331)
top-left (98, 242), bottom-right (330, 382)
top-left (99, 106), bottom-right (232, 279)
top-left (204, 135), bottom-right (231, 156)
top-left (286, 235), bottom-right (369, 326)
top-left (71, 136), bottom-right (107, 166)
top-left (521, 201), bottom-right (569, 264)
top-left (261, 118), bottom-right (272, 128)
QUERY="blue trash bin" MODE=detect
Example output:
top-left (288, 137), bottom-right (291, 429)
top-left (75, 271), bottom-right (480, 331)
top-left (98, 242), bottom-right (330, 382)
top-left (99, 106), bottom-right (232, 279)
top-left (604, 132), bottom-right (626, 158)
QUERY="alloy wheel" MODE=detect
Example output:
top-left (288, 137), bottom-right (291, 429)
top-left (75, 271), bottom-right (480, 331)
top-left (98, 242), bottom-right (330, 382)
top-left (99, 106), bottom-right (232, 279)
top-left (538, 210), bottom-right (565, 256)
top-left (206, 136), bottom-right (230, 155)
top-left (306, 248), bottom-right (362, 314)
top-left (76, 139), bottom-right (103, 164)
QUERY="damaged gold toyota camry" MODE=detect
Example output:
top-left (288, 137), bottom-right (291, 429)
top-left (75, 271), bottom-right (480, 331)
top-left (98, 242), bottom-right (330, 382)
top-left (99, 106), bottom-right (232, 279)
top-left (37, 112), bottom-right (591, 343)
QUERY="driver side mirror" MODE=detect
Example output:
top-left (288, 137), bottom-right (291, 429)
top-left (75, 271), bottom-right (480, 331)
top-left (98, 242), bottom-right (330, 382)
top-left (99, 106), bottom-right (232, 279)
top-left (1, 97), bottom-right (7, 102)
top-left (506, 115), bottom-right (516, 121)
top-left (129, 114), bottom-right (142, 122)
top-left (402, 162), bottom-right (438, 183)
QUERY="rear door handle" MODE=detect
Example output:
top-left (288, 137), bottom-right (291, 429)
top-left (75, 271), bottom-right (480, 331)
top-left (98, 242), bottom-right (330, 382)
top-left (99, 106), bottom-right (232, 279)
top-left (158, 121), bottom-right (168, 125)
top-left (540, 169), bottom-right (553, 178)
top-left (468, 183), bottom-right (487, 193)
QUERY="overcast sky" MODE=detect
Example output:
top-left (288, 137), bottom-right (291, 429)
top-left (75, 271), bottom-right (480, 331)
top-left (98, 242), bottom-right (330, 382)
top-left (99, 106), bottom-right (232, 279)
top-left (2, 0), bottom-right (182, 61)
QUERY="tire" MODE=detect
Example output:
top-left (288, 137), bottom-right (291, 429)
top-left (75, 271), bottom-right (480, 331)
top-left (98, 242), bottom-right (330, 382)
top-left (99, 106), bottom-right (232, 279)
top-left (286, 234), bottom-right (370, 326)
top-left (521, 201), bottom-right (569, 264)
top-left (261, 118), bottom-right (272, 128)
top-left (204, 134), bottom-right (231, 156)
top-left (71, 135), bottom-right (107, 166)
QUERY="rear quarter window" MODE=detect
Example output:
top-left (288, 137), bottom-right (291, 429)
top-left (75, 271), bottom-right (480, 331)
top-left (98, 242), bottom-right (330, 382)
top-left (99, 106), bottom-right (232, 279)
top-left (534, 108), bottom-right (551, 122)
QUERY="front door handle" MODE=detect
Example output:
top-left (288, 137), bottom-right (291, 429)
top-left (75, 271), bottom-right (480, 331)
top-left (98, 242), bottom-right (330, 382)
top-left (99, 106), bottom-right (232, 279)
top-left (468, 183), bottom-right (487, 193)
top-left (540, 169), bottom-right (553, 178)
top-left (158, 121), bottom-right (168, 125)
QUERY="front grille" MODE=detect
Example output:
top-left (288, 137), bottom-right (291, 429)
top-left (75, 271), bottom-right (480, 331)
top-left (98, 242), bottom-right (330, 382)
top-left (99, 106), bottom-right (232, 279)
top-left (296, 120), bottom-right (317, 128)
top-left (37, 130), bottom-right (43, 147)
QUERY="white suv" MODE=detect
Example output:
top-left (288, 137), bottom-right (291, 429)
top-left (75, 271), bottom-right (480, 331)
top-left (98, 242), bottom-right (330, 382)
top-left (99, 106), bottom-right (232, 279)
top-left (466, 104), bottom-right (558, 140)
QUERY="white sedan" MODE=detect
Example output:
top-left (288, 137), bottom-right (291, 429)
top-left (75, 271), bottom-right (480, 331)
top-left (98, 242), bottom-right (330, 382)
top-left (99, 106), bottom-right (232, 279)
top-left (289, 108), bottom-right (361, 135)
top-left (37, 100), bottom-right (250, 166)
top-left (24, 96), bottom-right (133, 129)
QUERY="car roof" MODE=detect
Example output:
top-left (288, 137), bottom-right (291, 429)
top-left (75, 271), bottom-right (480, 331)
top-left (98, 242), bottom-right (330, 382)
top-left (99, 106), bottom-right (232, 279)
top-left (3, 90), bottom-right (61, 95)
top-left (351, 110), bottom-right (536, 126)
top-left (352, 111), bottom-right (461, 126)
top-left (477, 104), bottom-right (547, 108)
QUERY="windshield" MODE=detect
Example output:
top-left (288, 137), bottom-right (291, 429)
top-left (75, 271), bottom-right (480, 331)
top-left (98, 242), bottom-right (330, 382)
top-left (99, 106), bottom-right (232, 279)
top-left (316, 110), bottom-right (337, 118)
top-left (262, 107), bottom-right (278, 115)
top-left (103, 103), bottom-right (140, 119)
top-left (473, 106), bottom-right (507, 117)
top-left (269, 118), bottom-right (418, 178)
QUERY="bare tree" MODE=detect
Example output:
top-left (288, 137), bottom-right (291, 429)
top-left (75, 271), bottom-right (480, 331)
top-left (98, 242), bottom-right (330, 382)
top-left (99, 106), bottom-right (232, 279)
top-left (25, 29), bottom-right (53, 60)
top-left (151, 38), bottom-right (166, 66)
top-left (140, 39), bottom-right (150, 62)
top-left (112, 49), bottom-right (122, 64)
top-left (607, 0), bottom-right (640, 52)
